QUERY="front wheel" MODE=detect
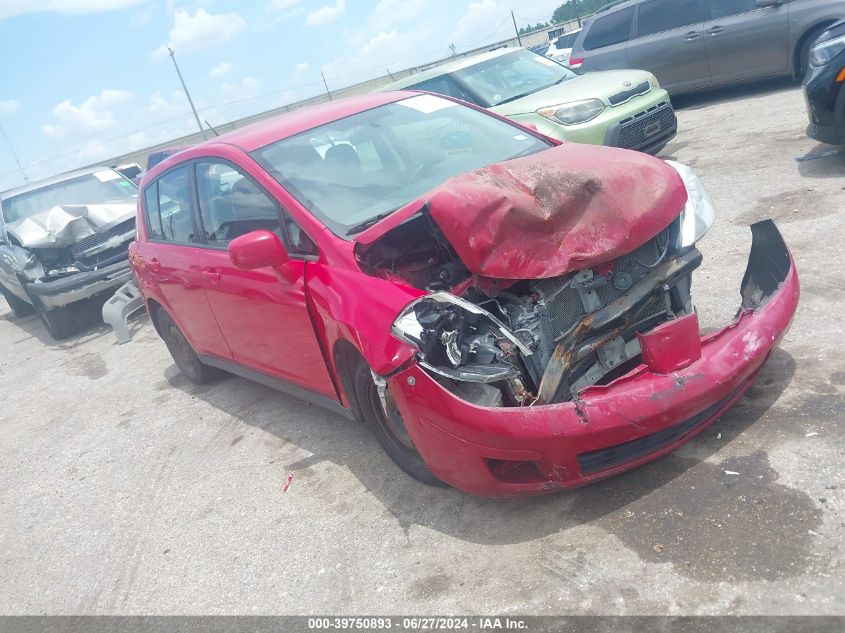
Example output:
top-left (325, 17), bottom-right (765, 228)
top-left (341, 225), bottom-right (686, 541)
top-left (36, 303), bottom-right (78, 340)
top-left (351, 360), bottom-right (443, 486)
top-left (156, 309), bottom-right (221, 385)
top-left (1, 285), bottom-right (35, 318)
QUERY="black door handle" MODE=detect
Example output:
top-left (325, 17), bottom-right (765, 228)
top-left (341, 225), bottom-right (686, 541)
top-left (685, 31), bottom-right (702, 40)
top-left (707, 26), bottom-right (725, 35)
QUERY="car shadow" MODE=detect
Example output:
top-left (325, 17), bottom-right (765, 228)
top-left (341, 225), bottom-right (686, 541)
top-left (796, 142), bottom-right (845, 178)
top-left (671, 77), bottom-right (798, 111)
top-left (163, 342), bottom-right (796, 546)
top-left (1, 293), bottom-right (117, 349)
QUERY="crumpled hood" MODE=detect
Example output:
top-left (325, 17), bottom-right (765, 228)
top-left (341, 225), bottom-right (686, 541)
top-left (7, 202), bottom-right (136, 248)
top-left (358, 144), bottom-right (688, 280)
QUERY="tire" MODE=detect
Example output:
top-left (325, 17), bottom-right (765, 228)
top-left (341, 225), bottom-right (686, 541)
top-left (1, 285), bottom-right (35, 318)
top-left (36, 303), bottom-right (78, 340)
top-left (351, 360), bottom-right (443, 486)
top-left (156, 309), bottom-right (221, 385)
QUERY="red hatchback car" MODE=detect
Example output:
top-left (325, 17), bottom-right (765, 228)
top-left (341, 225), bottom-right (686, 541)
top-left (130, 92), bottom-right (799, 497)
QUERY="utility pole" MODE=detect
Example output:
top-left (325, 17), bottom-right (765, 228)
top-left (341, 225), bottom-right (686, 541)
top-left (511, 10), bottom-right (523, 46)
top-left (321, 72), bottom-right (333, 101)
top-left (168, 46), bottom-right (207, 141)
top-left (0, 122), bottom-right (27, 182)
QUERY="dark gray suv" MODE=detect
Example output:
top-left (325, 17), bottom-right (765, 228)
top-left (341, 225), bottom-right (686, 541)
top-left (569, 0), bottom-right (845, 94)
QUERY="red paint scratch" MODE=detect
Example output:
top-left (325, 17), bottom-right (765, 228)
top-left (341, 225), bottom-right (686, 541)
top-left (282, 473), bottom-right (293, 493)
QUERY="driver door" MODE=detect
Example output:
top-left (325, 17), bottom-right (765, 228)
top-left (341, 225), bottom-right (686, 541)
top-left (192, 159), bottom-right (335, 397)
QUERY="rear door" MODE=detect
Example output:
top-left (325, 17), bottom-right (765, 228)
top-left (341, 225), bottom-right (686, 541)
top-left (192, 158), bottom-right (336, 397)
top-left (135, 166), bottom-right (232, 359)
top-left (626, 0), bottom-right (712, 93)
top-left (702, 0), bottom-right (789, 84)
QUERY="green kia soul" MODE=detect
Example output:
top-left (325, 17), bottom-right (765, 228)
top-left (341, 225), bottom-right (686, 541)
top-left (383, 47), bottom-right (677, 155)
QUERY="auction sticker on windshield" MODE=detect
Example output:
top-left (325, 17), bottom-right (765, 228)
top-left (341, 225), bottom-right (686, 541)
top-left (397, 94), bottom-right (456, 114)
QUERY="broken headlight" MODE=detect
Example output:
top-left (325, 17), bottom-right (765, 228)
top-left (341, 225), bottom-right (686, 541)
top-left (392, 292), bottom-right (531, 383)
top-left (666, 160), bottom-right (716, 248)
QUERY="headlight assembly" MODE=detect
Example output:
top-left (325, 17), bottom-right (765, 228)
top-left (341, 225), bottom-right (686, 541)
top-left (392, 292), bottom-right (531, 383)
top-left (665, 161), bottom-right (716, 248)
top-left (537, 98), bottom-right (605, 126)
top-left (810, 33), bottom-right (845, 67)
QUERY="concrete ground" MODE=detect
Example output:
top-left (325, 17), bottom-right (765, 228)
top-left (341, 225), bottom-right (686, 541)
top-left (0, 80), bottom-right (843, 616)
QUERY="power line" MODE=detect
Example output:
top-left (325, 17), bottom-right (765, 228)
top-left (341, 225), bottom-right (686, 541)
top-left (0, 122), bottom-right (27, 182)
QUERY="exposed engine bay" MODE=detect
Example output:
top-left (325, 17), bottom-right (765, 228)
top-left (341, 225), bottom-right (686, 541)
top-left (362, 210), bottom-right (702, 407)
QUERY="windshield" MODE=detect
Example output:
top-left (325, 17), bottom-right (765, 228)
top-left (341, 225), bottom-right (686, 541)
top-left (1, 170), bottom-right (138, 223)
top-left (251, 94), bottom-right (550, 237)
top-left (453, 50), bottom-right (578, 107)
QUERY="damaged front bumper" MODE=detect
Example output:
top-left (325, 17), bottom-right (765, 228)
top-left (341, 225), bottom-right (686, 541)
top-left (386, 221), bottom-right (799, 497)
top-left (25, 259), bottom-right (133, 309)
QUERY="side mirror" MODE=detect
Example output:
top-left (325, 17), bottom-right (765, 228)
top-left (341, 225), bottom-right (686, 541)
top-left (756, 0), bottom-right (783, 7)
top-left (523, 123), bottom-right (540, 132)
top-left (228, 230), bottom-right (289, 270)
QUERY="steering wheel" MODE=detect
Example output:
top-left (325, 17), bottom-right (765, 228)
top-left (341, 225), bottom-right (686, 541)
top-left (410, 157), bottom-right (442, 181)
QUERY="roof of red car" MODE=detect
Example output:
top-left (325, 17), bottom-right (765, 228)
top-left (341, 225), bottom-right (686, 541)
top-left (208, 91), bottom-right (413, 153)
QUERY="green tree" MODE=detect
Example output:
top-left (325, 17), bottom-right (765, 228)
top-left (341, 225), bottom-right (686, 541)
top-left (552, 0), bottom-right (618, 24)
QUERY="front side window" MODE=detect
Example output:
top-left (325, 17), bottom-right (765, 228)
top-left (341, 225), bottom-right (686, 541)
top-left (146, 166), bottom-right (196, 243)
top-left (409, 76), bottom-right (478, 105)
top-left (251, 95), bottom-right (550, 238)
top-left (195, 161), bottom-right (281, 247)
top-left (583, 7), bottom-right (635, 50)
top-left (638, 0), bottom-right (706, 37)
top-left (1, 170), bottom-right (137, 223)
top-left (453, 50), bottom-right (578, 107)
top-left (709, 0), bottom-right (760, 19)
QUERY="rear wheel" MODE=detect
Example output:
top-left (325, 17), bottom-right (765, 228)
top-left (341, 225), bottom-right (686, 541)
top-left (156, 309), bottom-right (220, 384)
top-left (1, 285), bottom-right (35, 318)
top-left (351, 360), bottom-right (443, 486)
top-left (36, 303), bottom-right (78, 340)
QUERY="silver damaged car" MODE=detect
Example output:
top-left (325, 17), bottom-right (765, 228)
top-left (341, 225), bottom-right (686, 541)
top-left (0, 167), bottom-right (138, 339)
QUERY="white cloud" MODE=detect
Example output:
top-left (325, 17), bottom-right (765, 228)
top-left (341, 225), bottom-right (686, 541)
top-left (130, 7), bottom-right (153, 27)
top-left (269, 0), bottom-right (300, 9)
top-left (0, 0), bottom-right (146, 19)
top-left (209, 61), bottom-right (234, 78)
top-left (0, 99), bottom-right (20, 115)
top-left (152, 9), bottom-right (246, 61)
top-left (306, 0), bottom-right (345, 27)
top-left (449, 0), bottom-right (559, 49)
top-left (293, 62), bottom-right (310, 76)
top-left (41, 89), bottom-right (134, 141)
top-left (220, 77), bottom-right (261, 99)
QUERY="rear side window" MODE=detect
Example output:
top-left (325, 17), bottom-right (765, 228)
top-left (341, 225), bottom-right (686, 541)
top-left (583, 6), bottom-right (634, 50)
top-left (638, 0), bottom-right (706, 37)
top-left (146, 165), bottom-right (197, 243)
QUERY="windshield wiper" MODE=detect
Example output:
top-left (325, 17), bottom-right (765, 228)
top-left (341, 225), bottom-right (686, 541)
top-left (496, 91), bottom-right (536, 106)
top-left (346, 211), bottom-right (395, 236)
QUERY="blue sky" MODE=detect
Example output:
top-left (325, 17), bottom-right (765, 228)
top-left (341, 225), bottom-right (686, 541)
top-left (0, 0), bottom-right (563, 190)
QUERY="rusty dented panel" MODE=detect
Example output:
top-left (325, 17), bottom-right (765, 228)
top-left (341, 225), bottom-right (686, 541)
top-left (421, 144), bottom-right (688, 280)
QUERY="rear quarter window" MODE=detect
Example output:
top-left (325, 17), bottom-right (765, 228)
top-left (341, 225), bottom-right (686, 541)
top-left (583, 6), bottom-right (635, 51)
